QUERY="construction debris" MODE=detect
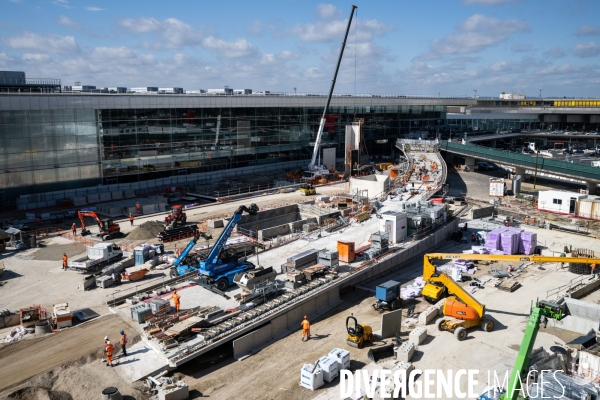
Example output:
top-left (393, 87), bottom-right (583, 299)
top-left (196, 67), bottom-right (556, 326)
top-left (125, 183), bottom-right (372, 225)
top-left (4, 326), bottom-right (28, 343)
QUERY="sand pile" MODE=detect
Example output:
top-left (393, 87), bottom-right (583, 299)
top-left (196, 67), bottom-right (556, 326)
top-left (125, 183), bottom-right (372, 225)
top-left (127, 220), bottom-right (166, 240)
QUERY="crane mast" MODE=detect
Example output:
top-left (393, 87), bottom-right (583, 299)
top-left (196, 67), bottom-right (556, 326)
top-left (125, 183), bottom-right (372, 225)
top-left (307, 4), bottom-right (358, 174)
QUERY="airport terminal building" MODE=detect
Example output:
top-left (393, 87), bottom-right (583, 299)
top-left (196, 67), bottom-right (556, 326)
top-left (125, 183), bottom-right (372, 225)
top-left (1, 80), bottom-right (600, 207)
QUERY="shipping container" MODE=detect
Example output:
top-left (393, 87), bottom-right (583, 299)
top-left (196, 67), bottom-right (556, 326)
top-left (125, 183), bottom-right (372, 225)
top-left (577, 198), bottom-right (600, 220)
top-left (337, 241), bottom-right (355, 262)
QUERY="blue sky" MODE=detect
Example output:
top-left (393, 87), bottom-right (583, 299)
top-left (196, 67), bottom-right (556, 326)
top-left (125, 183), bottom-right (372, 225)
top-left (1, 0), bottom-right (599, 97)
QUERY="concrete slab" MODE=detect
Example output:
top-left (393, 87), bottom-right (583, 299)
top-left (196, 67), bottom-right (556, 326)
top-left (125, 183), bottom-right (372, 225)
top-left (270, 314), bottom-right (289, 339)
top-left (381, 309), bottom-right (402, 339)
top-left (114, 341), bottom-right (172, 382)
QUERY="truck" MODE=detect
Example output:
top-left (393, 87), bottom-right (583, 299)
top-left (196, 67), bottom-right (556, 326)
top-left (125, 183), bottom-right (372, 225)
top-left (170, 204), bottom-right (259, 291)
top-left (68, 242), bottom-right (124, 273)
top-left (422, 253), bottom-right (600, 341)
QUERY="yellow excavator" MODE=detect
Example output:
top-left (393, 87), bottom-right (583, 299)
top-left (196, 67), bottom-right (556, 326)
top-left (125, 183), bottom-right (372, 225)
top-left (421, 253), bottom-right (600, 341)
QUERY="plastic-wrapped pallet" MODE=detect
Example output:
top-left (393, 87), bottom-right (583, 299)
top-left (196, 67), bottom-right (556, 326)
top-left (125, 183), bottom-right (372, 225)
top-left (317, 356), bottom-right (339, 382)
top-left (131, 303), bottom-right (152, 324)
top-left (519, 231), bottom-right (537, 255)
top-left (328, 348), bottom-right (350, 370)
top-left (300, 363), bottom-right (324, 391)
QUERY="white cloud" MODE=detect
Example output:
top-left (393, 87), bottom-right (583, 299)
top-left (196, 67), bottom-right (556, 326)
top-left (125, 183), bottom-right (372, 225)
top-left (85, 6), bottom-right (105, 12)
top-left (119, 17), bottom-right (202, 48)
top-left (202, 36), bottom-right (257, 58)
top-left (576, 24), bottom-right (600, 37)
top-left (462, 0), bottom-right (522, 5)
top-left (119, 17), bottom-right (162, 33)
top-left (90, 46), bottom-right (155, 65)
top-left (511, 43), bottom-right (532, 52)
top-left (316, 4), bottom-right (340, 19)
top-left (52, 0), bottom-right (71, 9)
top-left (21, 53), bottom-right (51, 63)
top-left (57, 15), bottom-right (80, 30)
top-left (544, 47), bottom-right (566, 58)
top-left (0, 52), bottom-right (12, 67)
top-left (9, 0), bottom-right (23, 3)
top-left (293, 18), bottom-right (390, 43)
top-left (573, 42), bottom-right (600, 58)
top-left (246, 20), bottom-right (263, 36)
top-left (424, 14), bottom-right (529, 57)
top-left (3, 31), bottom-right (79, 53)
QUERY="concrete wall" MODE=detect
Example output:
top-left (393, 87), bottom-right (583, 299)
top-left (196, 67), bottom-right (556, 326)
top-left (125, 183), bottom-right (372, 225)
top-left (571, 279), bottom-right (600, 299)
top-left (232, 286), bottom-right (342, 360)
top-left (564, 297), bottom-right (600, 321)
top-left (381, 309), bottom-right (403, 339)
top-left (350, 175), bottom-right (390, 199)
top-left (469, 206), bottom-right (495, 220)
top-left (237, 205), bottom-right (299, 232)
top-left (554, 297), bottom-right (600, 335)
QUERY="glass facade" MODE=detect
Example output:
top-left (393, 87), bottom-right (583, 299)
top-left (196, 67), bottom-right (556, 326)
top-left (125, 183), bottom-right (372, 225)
top-left (0, 109), bottom-right (101, 189)
top-left (98, 105), bottom-right (446, 184)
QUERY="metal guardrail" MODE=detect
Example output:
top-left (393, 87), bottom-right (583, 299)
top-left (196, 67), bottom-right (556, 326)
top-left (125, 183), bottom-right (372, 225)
top-left (439, 140), bottom-right (600, 181)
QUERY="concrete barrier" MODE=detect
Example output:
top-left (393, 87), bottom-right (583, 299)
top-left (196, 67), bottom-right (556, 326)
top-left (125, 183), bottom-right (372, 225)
top-left (409, 327), bottom-right (427, 346)
top-left (381, 309), bottom-right (403, 339)
top-left (233, 323), bottom-right (273, 360)
top-left (396, 342), bottom-right (415, 362)
top-left (418, 307), bottom-right (438, 325)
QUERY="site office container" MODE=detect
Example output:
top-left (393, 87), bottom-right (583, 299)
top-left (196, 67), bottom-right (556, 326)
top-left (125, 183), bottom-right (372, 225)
top-left (538, 190), bottom-right (587, 214)
top-left (577, 198), bottom-right (600, 220)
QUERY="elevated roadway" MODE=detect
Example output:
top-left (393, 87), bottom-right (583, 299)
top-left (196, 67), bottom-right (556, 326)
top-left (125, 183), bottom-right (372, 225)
top-left (439, 140), bottom-right (600, 193)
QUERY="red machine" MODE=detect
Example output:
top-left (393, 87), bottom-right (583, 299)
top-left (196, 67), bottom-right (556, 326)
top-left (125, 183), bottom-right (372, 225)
top-left (77, 211), bottom-right (121, 240)
top-left (164, 205), bottom-right (187, 228)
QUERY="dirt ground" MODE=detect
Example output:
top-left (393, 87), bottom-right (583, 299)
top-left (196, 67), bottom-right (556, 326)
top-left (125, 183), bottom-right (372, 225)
top-left (0, 313), bottom-right (143, 398)
top-left (179, 289), bottom-right (403, 400)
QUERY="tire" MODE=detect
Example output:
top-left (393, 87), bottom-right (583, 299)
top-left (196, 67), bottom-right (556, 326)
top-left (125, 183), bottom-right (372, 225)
top-left (436, 318), bottom-right (446, 332)
top-left (357, 338), bottom-right (364, 349)
top-left (216, 278), bottom-right (228, 292)
top-left (454, 327), bottom-right (467, 341)
top-left (481, 319), bottom-right (494, 332)
top-left (169, 268), bottom-right (177, 278)
top-left (368, 333), bottom-right (374, 343)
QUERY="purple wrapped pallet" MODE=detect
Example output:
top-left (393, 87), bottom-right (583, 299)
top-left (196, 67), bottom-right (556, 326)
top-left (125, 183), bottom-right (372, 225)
top-left (500, 230), bottom-right (518, 255)
top-left (519, 231), bottom-right (537, 255)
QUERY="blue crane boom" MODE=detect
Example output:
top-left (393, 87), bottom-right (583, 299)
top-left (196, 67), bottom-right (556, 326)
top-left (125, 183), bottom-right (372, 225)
top-left (201, 203), bottom-right (259, 272)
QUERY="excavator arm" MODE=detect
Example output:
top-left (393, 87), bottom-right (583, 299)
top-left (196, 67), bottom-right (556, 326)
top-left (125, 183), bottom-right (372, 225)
top-left (77, 210), bottom-right (104, 232)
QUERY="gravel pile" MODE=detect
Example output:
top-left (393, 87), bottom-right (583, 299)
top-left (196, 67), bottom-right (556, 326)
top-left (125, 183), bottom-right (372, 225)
top-left (127, 220), bottom-right (166, 240)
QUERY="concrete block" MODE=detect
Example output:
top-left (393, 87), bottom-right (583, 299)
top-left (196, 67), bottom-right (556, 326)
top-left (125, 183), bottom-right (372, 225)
top-left (233, 330), bottom-right (255, 360)
top-left (158, 382), bottom-right (189, 400)
top-left (208, 219), bottom-right (224, 229)
top-left (302, 299), bottom-right (317, 320)
top-left (253, 324), bottom-right (272, 348)
top-left (396, 342), bottom-right (415, 362)
top-left (433, 299), bottom-right (446, 316)
top-left (418, 307), bottom-right (438, 325)
top-left (287, 305), bottom-right (304, 330)
top-left (381, 309), bottom-right (403, 339)
top-left (392, 361), bottom-right (413, 375)
top-left (409, 327), bottom-right (427, 346)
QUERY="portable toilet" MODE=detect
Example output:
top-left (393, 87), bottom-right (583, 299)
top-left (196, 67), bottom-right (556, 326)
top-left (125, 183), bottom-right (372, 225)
top-left (134, 246), bottom-right (150, 266)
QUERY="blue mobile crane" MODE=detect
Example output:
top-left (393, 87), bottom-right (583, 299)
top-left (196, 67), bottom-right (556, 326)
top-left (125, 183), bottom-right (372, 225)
top-left (169, 203), bottom-right (259, 292)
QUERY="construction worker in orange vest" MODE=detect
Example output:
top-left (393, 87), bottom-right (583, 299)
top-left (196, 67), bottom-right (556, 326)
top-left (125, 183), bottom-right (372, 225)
top-left (119, 330), bottom-right (128, 357)
top-left (129, 213), bottom-right (134, 226)
top-left (105, 340), bottom-right (114, 367)
top-left (136, 202), bottom-right (141, 214)
top-left (169, 290), bottom-right (181, 312)
top-left (591, 263), bottom-right (598, 279)
top-left (62, 253), bottom-right (68, 271)
top-left (301, 315), bottom-right (311, 341)
top-left (71, 223), bottom-right (77, 236)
